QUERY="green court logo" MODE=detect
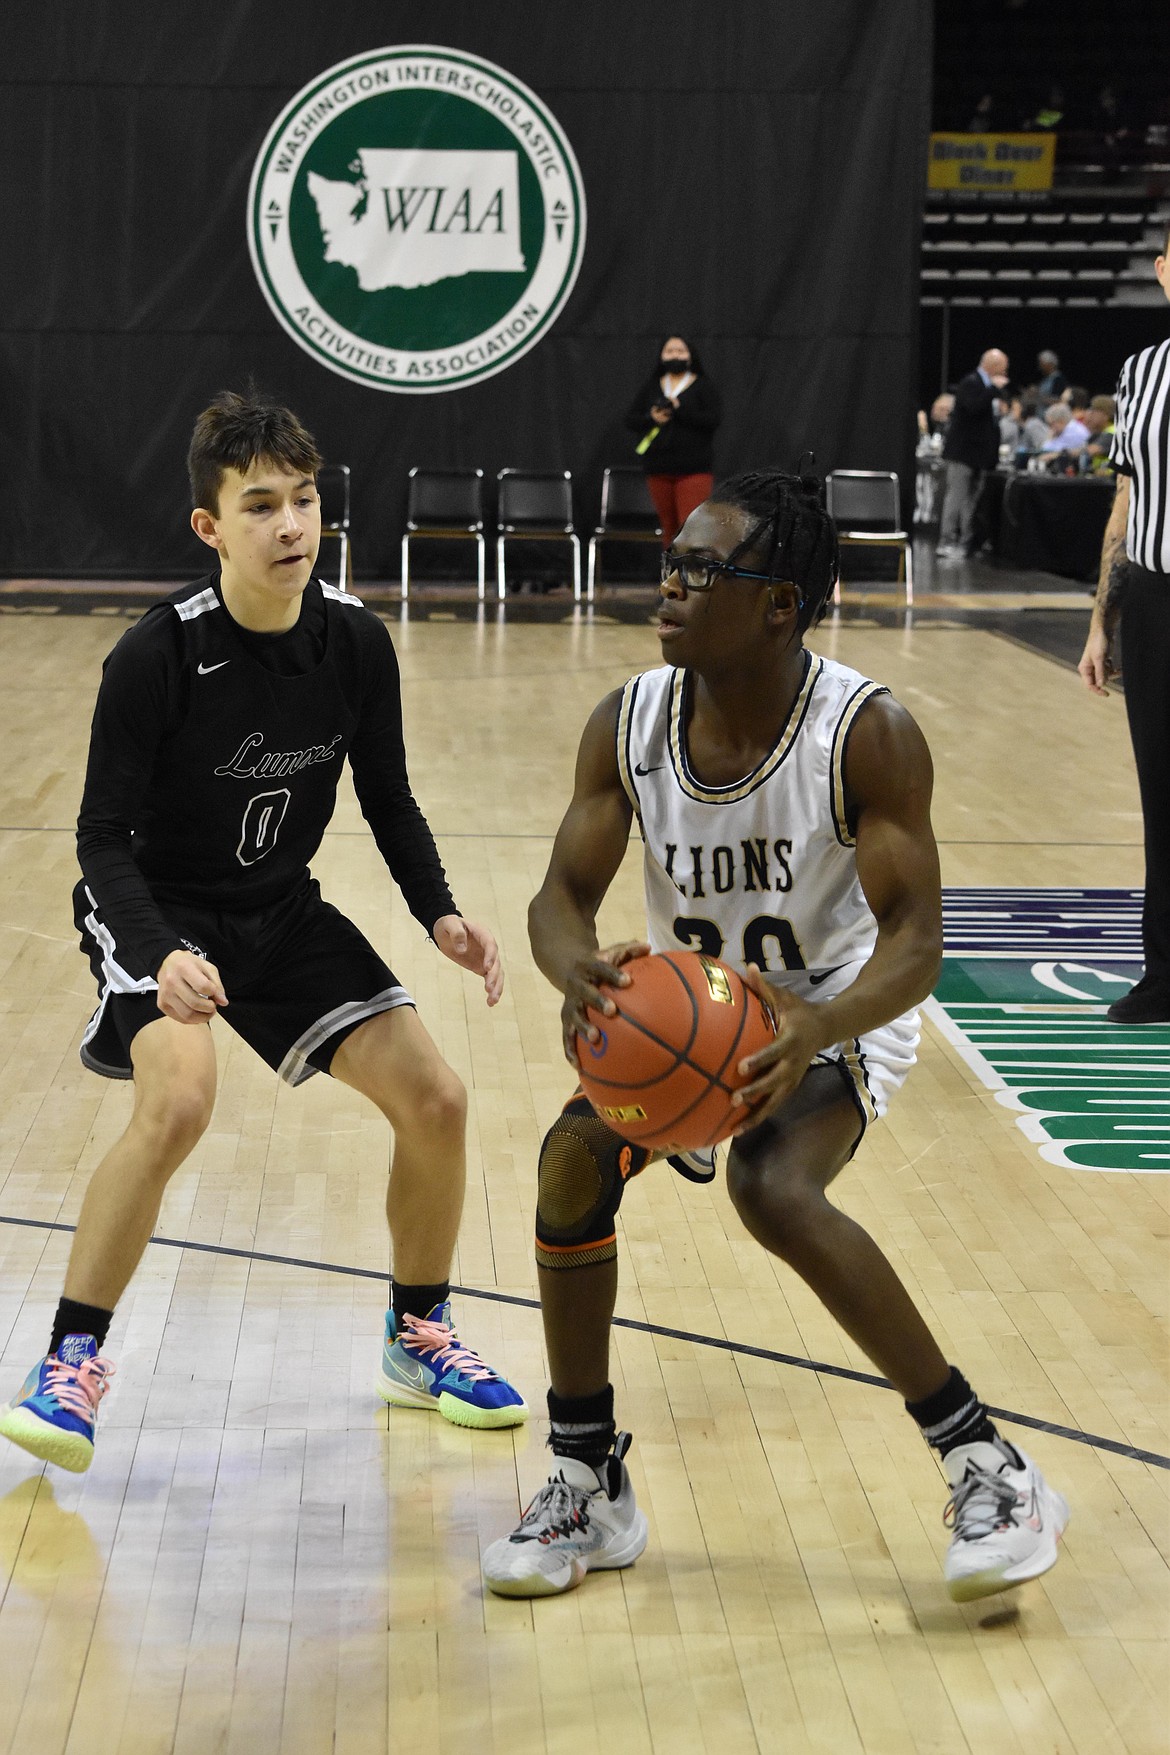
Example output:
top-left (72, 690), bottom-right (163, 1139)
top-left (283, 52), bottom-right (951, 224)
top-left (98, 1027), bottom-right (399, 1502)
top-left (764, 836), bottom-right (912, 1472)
top-left (247, 46), bottom-right (586, 393)
top-left (927, 958), bottom-right (1167, 1174)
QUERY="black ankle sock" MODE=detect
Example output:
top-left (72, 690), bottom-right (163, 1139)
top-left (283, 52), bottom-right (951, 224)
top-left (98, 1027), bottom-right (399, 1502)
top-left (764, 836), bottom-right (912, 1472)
top-left (391, 1281), bottom-right (450, 1326)
top-left (49, 1297), bottom-right (113, 1358)
top-left (547, 1384), bottom-right (616, 1470)
top-left (906, 1366), bottom-right (999, 1457)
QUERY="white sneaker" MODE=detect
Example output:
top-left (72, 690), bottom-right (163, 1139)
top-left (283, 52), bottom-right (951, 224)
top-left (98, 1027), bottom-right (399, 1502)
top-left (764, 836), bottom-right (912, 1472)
top-left (482, 1431), bottom-right (648, 1597)
top-left (942, 1438), bottom-right (1069, 1602)
top-left (935, 544), bottom-right (965, 561)
top-left (667, 1146), bottom-right (717, 1183)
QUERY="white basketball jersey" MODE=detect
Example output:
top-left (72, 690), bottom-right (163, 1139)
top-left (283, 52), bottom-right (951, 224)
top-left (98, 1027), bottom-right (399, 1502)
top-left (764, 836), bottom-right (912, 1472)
top-left (615, 651), bottom-right (887, 994)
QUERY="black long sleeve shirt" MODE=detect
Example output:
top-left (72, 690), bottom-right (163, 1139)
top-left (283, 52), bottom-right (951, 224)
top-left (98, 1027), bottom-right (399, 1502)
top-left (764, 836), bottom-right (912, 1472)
top-left (624, 373), bottom-right (722, 475)
top-left (76, 574), bottom-right (457, 980)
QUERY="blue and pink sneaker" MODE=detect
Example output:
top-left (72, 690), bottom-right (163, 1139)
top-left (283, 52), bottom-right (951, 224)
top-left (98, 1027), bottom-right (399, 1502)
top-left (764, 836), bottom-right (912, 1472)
top-left (377, 1301), bottom-right (527, 1430)
top-left (0, 1334), bottom-right (113, 1472)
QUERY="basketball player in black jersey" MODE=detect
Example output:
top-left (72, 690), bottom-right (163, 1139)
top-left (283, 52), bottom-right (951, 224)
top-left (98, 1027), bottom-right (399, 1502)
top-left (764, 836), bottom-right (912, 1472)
top-left (0, 391), bottom-right (525, 1474)
top-left (483, 469), bottom-right (1067, 1602)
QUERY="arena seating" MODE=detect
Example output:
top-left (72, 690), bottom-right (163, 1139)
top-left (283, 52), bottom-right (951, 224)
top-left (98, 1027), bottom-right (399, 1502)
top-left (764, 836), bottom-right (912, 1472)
top-left (921, 194), bottom-right (1168, 311)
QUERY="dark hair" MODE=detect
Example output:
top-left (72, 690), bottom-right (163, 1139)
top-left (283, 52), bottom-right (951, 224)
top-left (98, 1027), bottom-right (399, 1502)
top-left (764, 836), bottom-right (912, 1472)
top-left (656, 335), bottom-right (704, 376)
top-left (187, 389), bottom-right (322, 513)
top-left (709, 468), bottom-right (839, 634)
top-left (1066, 385), bottom-right (1090, 411)
top-left (1020, 391), bottom-right (1040, 418)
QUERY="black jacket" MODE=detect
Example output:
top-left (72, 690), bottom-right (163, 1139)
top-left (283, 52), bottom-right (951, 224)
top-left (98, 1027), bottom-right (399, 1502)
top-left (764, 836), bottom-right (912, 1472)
top-left (942, 371), bottom-right (1001, 472)
top-left (625, 373), bottom-right (721, 475)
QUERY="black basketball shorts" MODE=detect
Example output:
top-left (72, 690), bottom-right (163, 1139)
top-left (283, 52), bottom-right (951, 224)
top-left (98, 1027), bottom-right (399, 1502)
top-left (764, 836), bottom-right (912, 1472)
top-left (74, 878), bottom-right (415, 1085)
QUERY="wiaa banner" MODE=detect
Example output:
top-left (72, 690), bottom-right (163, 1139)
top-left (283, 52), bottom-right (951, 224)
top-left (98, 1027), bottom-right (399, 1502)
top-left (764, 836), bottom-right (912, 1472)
top-left (4, 2), bottom-right (930, 576)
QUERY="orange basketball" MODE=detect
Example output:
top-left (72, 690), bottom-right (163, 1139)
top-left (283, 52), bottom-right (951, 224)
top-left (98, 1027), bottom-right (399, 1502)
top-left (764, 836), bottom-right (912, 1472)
top-left (575, 951), bottom-right (776, 1151)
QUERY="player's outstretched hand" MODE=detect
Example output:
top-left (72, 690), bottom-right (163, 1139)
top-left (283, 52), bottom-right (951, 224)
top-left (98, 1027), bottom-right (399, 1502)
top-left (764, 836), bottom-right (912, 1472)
top-left (156, 949), bottom-right (227, 1025)
top-left (434, 915), bottom-right (504, 1007)
top-left (560, 940), bottom-right (650, 1067)
top-left (1077, 623), bottom-right (1117, 696)
top-left (731, 966), bottom-right (826, 1131)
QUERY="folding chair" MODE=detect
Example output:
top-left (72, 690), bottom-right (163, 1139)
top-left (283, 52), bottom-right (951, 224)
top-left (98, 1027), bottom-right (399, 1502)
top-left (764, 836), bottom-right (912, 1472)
top-left (317, 463), bottom-right (352, 589)
top-left (586, 468), bottom-right (662, 600)
top-left (400, 468), bottom-right (486, 600)
top-left (495, 470), bottom-right (580, 602)
top-left (826, 470), bottom-right (913, 605)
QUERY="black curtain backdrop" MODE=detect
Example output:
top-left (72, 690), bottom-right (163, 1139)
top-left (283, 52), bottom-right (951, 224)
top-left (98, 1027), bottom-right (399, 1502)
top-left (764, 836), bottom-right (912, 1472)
top-left (5, 3), bottom-right (931, 578)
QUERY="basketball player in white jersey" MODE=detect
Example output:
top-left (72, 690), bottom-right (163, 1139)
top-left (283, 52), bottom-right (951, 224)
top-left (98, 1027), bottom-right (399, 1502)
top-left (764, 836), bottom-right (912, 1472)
top-left (483, 469), bottom-right (1067, 1601)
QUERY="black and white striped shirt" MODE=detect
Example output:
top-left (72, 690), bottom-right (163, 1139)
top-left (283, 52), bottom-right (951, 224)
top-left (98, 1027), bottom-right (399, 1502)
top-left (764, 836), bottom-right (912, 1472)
top-left (1111, 336), bottom-right (1170, 573)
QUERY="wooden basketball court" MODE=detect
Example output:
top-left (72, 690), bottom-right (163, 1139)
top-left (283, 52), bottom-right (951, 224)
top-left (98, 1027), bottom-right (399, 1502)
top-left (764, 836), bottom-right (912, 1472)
top-left (0, 599), bottom-right (1166, 1754)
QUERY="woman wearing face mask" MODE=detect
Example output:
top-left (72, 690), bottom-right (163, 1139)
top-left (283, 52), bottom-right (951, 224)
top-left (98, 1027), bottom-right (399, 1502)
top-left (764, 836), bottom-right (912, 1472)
top-left (625, 335), bottom-right (722, 546)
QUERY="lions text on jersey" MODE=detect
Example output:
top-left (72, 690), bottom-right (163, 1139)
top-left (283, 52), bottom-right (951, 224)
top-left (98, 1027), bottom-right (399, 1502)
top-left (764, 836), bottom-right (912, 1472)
top-left (614, 650), bottom-right (919, 1123)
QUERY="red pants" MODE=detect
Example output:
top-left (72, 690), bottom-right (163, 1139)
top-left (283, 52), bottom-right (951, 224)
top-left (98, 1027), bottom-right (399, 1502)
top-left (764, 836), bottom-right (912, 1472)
top-left (646, 472), bottom-right (714, 547)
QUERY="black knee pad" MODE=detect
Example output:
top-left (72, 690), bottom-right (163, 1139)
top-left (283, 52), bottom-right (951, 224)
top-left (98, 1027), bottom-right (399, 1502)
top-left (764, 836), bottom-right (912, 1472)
top-left (535, 1096), bottom-right (649, 1271)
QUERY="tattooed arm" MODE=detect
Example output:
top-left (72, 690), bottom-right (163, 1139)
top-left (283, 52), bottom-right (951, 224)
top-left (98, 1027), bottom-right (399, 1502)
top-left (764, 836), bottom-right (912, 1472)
top-left (1078, 474), bottom-right (1130, 697)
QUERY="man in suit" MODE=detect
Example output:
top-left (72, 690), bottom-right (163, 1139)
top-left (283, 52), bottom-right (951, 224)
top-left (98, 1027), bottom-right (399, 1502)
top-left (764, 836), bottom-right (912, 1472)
top-left (936, 349), bottom-right (1010, 562)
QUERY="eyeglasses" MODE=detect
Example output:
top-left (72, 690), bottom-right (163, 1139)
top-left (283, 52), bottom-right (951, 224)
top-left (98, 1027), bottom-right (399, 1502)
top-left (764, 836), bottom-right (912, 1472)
top-left (659, 549), bottom-right (804, 610)
top-left (660, 506), bottom-right (808, 606)
top-left (660, 550), bottom-right (788, 593)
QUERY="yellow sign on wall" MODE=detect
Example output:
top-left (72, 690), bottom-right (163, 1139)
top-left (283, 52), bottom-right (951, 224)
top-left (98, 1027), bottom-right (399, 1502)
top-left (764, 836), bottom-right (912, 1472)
top-left (928, 133), bottom-right (1056, 192)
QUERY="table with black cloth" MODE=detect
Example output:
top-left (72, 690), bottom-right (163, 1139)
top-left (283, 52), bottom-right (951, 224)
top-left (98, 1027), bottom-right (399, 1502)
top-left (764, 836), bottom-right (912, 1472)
top-left (998, 474), bottom-right (1115, 581)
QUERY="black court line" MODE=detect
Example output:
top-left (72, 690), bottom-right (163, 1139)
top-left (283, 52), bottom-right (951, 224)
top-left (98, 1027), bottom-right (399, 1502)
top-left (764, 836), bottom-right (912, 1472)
top-left (3, 1212), bottom-right (1166, 1471)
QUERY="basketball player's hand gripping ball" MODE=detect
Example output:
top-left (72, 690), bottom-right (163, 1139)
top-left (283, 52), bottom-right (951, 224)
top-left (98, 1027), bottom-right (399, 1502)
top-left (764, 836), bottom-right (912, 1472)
top-left (731, 966), bottom-right (831, 1130)
top-left (561, 938), bottom-right (651, 1068)
top-left (574, 949), bottom-right (775, 1153)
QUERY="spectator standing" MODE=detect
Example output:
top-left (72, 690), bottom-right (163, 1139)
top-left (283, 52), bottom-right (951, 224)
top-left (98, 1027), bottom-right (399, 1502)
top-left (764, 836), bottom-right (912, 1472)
top-left (1078, 233), bottom-right (1170, 1023)
top-left (936, 348), bottom-right (1009, 561)
top-left (966, 93), bottom-right (999, 132)
top-left (1029, 84), bottom-right (1066, 131)
top-left (625, 336), bottom-right (722, 547)
top-left (1089, 83), bottom-right (1136, 169)
top-left (1036, 351), bottom-right (1068, 405)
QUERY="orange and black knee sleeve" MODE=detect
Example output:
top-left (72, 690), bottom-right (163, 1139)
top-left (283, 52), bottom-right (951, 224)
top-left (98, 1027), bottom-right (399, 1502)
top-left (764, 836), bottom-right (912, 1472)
top-left (534, 1096), bottom-right (649, 1271)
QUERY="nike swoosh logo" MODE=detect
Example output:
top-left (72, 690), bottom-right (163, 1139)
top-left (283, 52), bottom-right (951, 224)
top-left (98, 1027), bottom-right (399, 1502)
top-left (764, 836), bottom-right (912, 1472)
top-left (808, 966), bottom-right (843, 987)
top-left (388, 1356), bottom-right (428, 1389)
top-left (634, 762), bottom-right (663, 776)
top-left (197, 660), bottom-right (230, 675)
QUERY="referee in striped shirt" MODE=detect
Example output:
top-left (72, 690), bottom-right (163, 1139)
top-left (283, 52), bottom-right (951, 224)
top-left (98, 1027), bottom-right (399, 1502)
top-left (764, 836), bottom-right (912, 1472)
top-left (1079, 229), bottom-right (1170, 1023)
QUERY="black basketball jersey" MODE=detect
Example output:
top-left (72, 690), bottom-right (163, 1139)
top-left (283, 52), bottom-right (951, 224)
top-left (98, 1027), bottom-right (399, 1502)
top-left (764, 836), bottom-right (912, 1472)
top-left (132, 575), bottom-right (359, 906)
top-left (76, 573), bottom-right (455, 980)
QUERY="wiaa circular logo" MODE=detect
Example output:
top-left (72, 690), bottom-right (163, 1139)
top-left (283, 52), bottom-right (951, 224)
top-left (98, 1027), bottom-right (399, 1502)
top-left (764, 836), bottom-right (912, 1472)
top-left (248, 46), bottom-right (586, 394)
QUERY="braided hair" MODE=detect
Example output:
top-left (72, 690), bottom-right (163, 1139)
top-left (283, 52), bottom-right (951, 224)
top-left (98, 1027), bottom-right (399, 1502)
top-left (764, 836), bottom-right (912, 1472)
top-left (709, 468), bottom-right (839, 634)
